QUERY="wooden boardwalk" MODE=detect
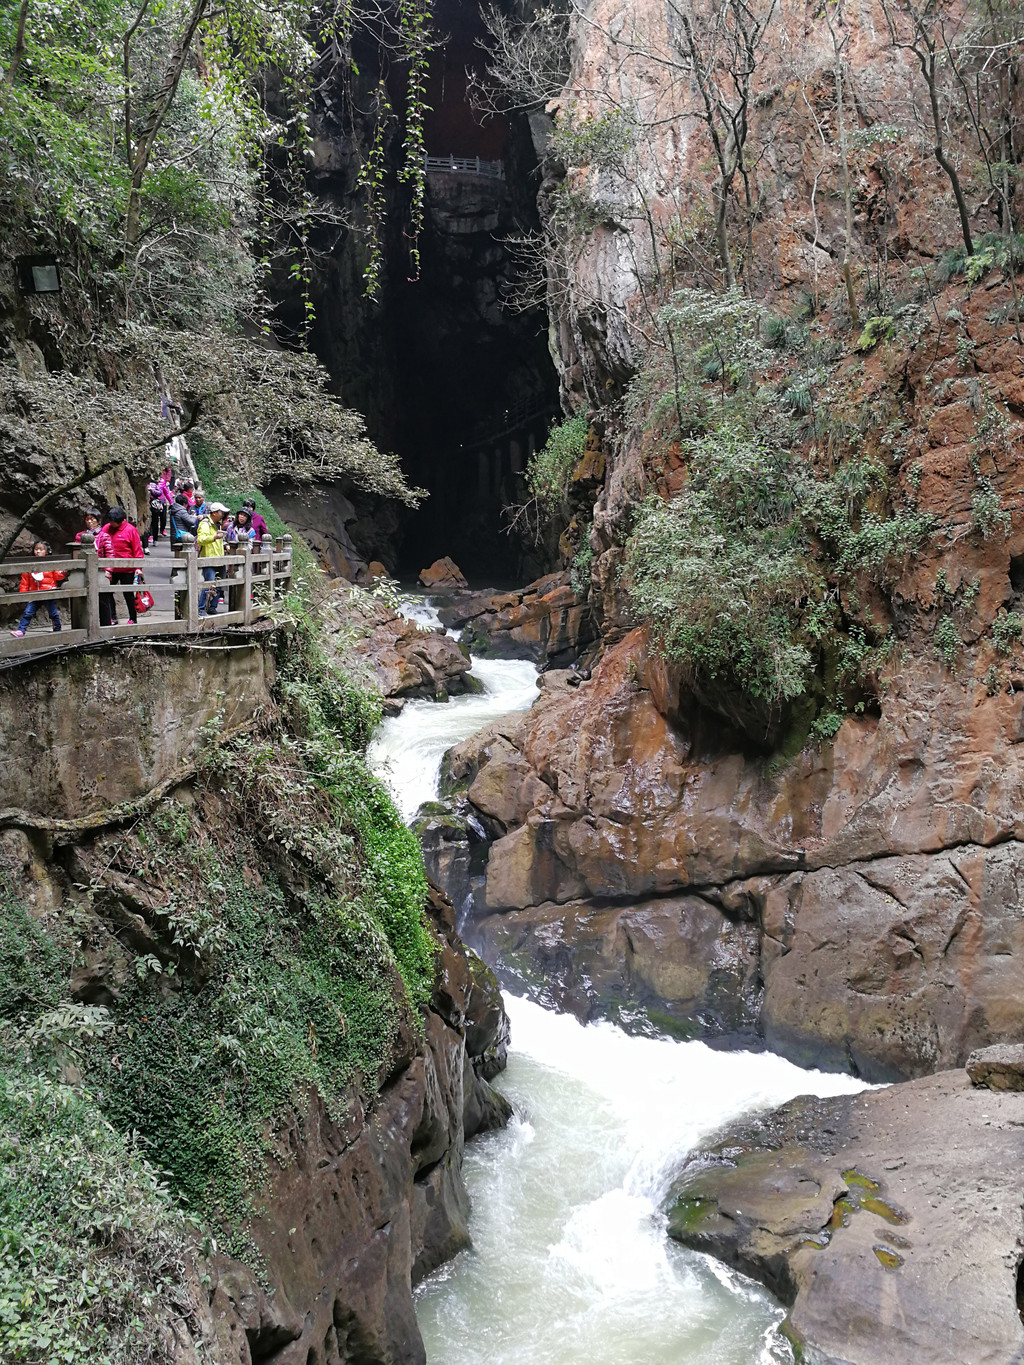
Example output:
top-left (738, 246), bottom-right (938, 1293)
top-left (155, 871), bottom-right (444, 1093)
top-left (0, 532), bottom-right (293, 665)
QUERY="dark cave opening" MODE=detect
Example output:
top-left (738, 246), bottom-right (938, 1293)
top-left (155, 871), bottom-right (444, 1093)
top-left (390, 0), bottom-right (559, 582)
top-left (298, 0), bottom-right (560, 585)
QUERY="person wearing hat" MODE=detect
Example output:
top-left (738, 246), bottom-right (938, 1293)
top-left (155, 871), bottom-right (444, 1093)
top-left (196, 502), bottom-right (229, 615)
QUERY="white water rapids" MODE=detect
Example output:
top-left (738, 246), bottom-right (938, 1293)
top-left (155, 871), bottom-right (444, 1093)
top-left (366, 597), bottom-right (867, 1365)
top-left (367, 600), bottom-right (538, 822)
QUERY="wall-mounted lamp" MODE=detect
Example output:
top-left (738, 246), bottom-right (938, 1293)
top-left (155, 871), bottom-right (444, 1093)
top-left (16, 254), bottom-right (61, 294)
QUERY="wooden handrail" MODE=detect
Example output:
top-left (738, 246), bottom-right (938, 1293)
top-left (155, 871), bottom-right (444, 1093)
top-left (423, 154), bottom-right (504, 179)
top-left (0, 533), bottom-right (294, 660)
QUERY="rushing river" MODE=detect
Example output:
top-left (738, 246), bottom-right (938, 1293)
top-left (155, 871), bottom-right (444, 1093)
top-left (367, 598), bottom-right (866, 1365)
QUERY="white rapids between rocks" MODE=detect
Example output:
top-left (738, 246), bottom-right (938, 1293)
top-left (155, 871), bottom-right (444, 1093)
top-left (366, 597), bottom-right (867, 1365)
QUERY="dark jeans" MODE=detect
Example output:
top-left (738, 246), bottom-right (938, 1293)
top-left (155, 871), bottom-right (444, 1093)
top-left (17, 598), bottom-right (61, 632)
top-left (198, 564), bottom-right (222, 614)
top-left (109, 569), bottom-right (137, 623)
top-left (149, 505), bottom-right (167, 541)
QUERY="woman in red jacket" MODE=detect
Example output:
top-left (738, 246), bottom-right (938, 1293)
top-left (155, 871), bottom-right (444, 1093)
top-left (97, 507), bottom-right (144, 625)
top-left (10, 541), bottom-right (65, 637)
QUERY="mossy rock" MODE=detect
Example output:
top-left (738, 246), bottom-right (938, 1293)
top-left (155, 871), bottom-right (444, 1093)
top-left (667, 1193), bottom-right (716, 1237)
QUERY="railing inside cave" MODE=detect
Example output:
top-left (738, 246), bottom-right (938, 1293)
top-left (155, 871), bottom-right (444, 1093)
top-left (424, 154), bottom-right (505, 179)
top-left (0, 533), bottom-right (294, 661)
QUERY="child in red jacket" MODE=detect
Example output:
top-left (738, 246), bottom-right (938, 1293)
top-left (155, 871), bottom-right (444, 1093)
top-left (10, 541), bottom-right (64, 637)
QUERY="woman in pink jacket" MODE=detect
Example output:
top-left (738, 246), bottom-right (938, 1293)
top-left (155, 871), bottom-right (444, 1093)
top-left (97, 507), bottom-right (144, 625)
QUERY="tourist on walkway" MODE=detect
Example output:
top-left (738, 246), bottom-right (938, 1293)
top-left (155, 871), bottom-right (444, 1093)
top-left (242, 499), bottom-right (269, 542)
top-left (158, 467), bottom-right (174, 509)
top-left (98, 508), bottom-right (144, 625)
top-left (170, 493), bottom-right (198, 544)
top-left (75, 509), bottom-right (102, 544)
top-left (147, 476), bottom-right (168, 546)
top-left (9, 541), bottom-right (64, 637)
top-left (234, 509), bottom-right (256, 542)
top-left (197, 502), bottom-right (228, 615)
top-left (76, 510), bottom-right (116, 622)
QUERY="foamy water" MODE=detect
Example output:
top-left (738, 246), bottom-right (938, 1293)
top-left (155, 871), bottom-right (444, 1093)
top-left (417, 998), bottom-right (866, 1365)
top-left (365, 596), bottom-right (868, 1363)
top-left (366, 598), bottom-right (538, 822)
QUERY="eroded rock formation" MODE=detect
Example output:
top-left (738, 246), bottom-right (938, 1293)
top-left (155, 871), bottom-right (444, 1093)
top-left (321, 581), bottom-right (475, 704)
top-left (666, 1072), bottom-right (1024, 1365)
top-left (438, 571), bottom-right (597, 666)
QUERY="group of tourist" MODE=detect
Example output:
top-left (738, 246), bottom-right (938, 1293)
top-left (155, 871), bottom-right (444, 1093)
top-left (8, 464), bottom-right (272, 637)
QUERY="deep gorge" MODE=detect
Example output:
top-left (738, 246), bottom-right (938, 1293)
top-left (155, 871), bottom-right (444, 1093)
top-left (4, 0), bottom-right (1024, 1361)
top-left (292, 0), bottom-right (561, 581)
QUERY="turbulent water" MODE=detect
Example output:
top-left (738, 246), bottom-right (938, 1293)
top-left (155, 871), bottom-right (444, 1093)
top-left (367, 600), bottom-right (538, 822)
top-left (367, 597), bottom-right (867, 1365)
top-left (416, 999), bottom-right (864, 1365)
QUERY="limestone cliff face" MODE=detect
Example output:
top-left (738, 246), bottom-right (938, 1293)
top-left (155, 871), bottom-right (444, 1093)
top-left (0, 634), bottom-right (510, 1365)
top-left (417, 0), bottom-right (1024, 1080)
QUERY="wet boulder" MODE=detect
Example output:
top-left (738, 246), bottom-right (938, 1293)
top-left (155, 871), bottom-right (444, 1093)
top-left (419, 556), bottom-right (468, 590)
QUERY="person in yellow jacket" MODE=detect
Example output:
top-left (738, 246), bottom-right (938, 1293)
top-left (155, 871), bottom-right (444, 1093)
top-left (197, 502), bottom-right (228, 615)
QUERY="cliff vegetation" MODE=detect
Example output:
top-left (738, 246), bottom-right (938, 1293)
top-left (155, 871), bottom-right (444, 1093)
top-left (0, 519), bottom-right (444, 1361)
top-left (0, 0), bottom-right (431, 549)
top-left (498, 0), bottom-right (1024, 745)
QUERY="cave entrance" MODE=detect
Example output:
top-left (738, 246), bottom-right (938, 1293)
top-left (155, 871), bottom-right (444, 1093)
top-left (388, 0), bottom-right (559, 583)
top-left (299, 0), bottom-right (560, 586)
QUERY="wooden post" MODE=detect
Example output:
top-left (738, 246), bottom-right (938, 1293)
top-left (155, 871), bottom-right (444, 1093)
top-left (241, 539), bottom-right (253, 624)
top-left (67, 538), bottom-right (87, 633)
top-left (184, 537), bottom-right (199, 631)
top-left (263, 535), bottom-right (275, 604)
top-left (81, 533), bottom-right (101, 642)
top-left (282, 534), bottom-right (292, 594)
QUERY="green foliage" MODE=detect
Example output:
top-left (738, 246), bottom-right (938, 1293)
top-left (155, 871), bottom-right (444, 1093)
top-left (0, 0), bottom-right (436, 330)
top-left (934, 615), bottom-right (961, 668)
top-left (993, 610), bottom-right (1023, 654)
top-left (570, 533), bottom-right (593, 595)
top-left (971, 477), bottom-right (1011, 537)
top-left (622, 289), bottom-right (929, 734)
top-left (525, 414), bottom-right (589, 522)
top-left (624, 430), bottom-right (818, 707)
top-left (855, 315), bottom-right (895, 352)
top-left (0, 890), bottom-right (194, 1365)
top-left (95, 821), bottom-right (415, 1237)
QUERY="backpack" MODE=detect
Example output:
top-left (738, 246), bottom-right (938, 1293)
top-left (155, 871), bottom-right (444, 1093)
top-left (147, 481), bottom-right (165, 508)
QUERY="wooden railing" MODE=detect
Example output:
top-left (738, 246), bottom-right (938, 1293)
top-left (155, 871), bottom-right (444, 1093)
top-left (0, 534), bottom-right (293, 660)
top-left (424, 154), bottom-right (504, 179)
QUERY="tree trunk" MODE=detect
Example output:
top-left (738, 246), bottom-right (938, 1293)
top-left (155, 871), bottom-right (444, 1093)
top-left (920, 47), bottom-right (974, 255)
top-left (713, 178), bottom-right (736, 289)
top-left (124, 0), bottom-right (208, 246)
top-left (3, 0), bottom-right (30, 87)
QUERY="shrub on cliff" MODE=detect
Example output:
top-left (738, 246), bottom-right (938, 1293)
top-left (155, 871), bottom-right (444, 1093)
top-left (622, 289), bottom-right (931, 743)
top-left (526, 414), bottom-right (589, 519)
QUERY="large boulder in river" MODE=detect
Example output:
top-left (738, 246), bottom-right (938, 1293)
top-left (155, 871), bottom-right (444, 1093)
top-left (438, 570), bottom-right (596, 665)
top-left (419, 556), bottom-right (468, 590)
top-left (667, 1071), bottom-right (1024, 1365)
top-left (438, 624), bottom-right (1024, 1080)
top-left (320, 583), bottom-right (474, 701)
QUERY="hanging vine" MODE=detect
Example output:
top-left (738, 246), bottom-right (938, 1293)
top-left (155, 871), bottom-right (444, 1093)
top-left (357, 77), bottom-right (393, 298)
top-left (395, 0), bottom-right (432, 283)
